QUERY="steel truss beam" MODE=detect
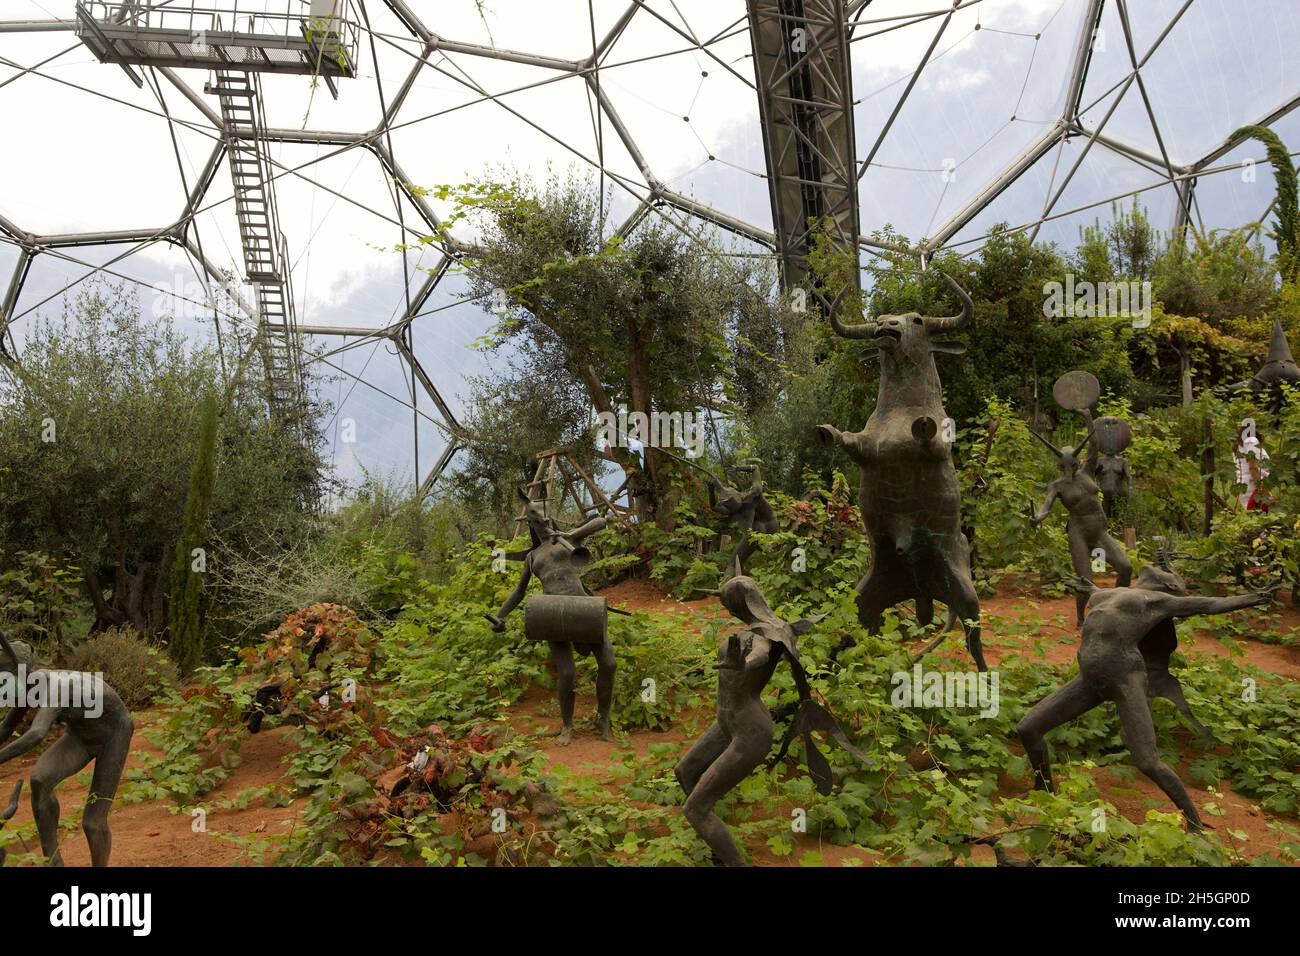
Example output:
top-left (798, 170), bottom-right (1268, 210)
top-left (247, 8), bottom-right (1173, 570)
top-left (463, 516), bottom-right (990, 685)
top-left (746, 0), bottom-right (859, 309)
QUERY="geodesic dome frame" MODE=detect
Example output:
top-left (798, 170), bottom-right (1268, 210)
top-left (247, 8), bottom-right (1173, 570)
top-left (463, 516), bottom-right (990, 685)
top-left (2, 0), bottom-right (1298, 493)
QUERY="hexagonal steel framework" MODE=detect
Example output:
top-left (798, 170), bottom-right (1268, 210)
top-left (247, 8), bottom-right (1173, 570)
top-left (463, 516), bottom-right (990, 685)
top-left (2, 0), bottom-right (1298, 493)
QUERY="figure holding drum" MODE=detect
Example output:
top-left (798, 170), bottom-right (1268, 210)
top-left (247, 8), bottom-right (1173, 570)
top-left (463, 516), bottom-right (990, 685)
top-left (486, 491), bottom-right (616, 745)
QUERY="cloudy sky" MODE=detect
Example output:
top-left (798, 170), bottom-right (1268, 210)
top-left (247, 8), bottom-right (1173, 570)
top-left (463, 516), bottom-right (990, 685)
top-left (2, 0), bottom-right (1298, 491)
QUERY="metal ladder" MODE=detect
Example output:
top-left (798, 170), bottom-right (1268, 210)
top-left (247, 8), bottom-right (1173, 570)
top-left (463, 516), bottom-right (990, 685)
top-left (207, 68), bottom-right (304, 423)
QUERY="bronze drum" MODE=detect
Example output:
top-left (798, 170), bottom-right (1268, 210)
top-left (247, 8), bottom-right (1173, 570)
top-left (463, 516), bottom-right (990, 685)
top-left (524, 595), bottom-right (608, 645)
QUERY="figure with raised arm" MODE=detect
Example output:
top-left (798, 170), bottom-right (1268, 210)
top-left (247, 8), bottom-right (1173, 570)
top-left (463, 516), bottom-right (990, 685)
top-left (1029, 428), bottom-right (1133, 626)
top-left (708, 463), bottom-right (779, 578)
top-left (486, 490), bottom-right (615, 745)
top-left (675, 573), bottom-right (866, 865)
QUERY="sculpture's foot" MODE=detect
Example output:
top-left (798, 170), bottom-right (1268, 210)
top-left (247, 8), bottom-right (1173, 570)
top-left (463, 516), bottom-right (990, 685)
top-left (593, 715), bottom-right (612, 742)
top-left (555, 725), bottom-right (574, 747)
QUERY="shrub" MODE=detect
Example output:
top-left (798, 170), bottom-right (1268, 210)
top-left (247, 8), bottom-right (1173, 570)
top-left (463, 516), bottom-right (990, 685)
top-left (64, 627), bottom-right (179, 708)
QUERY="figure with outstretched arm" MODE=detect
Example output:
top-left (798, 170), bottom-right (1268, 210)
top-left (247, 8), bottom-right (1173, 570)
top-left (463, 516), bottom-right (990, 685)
top-left (1029, 428), bottom-right (1132, 626)
top-left (486, 491), bottom-right (615, 745)
top-left (1017, 563), bottom-right (1272, 831)
top-left (0, 634), bottom-right (133, 866)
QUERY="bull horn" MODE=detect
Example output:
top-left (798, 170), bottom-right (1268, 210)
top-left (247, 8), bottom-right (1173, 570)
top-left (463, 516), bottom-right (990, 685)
top-left (826, 283), bottom-right (878, 340)
top-left (1029, 429), bottom-right (1064, 459)
top-left (923, 272), bottom-right (974, 334)
top-left (829, 308), bottom-right (879, 340)
top-left (1075, 425), bottom-right (1096, 455)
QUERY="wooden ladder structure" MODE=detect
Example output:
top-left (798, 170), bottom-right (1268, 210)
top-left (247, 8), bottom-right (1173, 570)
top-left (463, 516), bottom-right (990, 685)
top-left (515, 448), bottom-right (635, 534)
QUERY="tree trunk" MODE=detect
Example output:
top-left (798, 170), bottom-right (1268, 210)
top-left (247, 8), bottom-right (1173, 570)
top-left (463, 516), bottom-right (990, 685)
top-left (1179, 347), bottom-right (1193, 404)
top-left (83, 564), bottom-right (126, 633)
top-left (1202, 417), bottom-right (1215, 536)
top-left (114, 563), bottom-right (149, 634)
top-left (625, 333), bottom-right (659, 524)
top-left (576, 362), bottom-right (652, 523)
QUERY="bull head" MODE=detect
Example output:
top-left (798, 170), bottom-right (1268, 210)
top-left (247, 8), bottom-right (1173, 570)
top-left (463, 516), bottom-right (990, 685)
top-left (830, 270), bottom-right (973, 351)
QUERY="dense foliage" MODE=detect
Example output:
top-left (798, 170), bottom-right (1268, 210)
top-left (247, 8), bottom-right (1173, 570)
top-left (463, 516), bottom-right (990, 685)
top-left (0, 283), bottom-right (326, 658)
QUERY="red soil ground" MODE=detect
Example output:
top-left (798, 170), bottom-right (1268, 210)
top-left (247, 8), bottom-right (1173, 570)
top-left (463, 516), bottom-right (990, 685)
top-left (2, 579), bottom-right (1296, 866)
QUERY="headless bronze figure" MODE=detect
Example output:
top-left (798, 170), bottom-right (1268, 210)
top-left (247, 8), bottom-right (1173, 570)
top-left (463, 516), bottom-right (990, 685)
top-left (1029, 429), bottom-right (1133, 626)
top-left (1017, 564), bottom-right (1270, 831)
top-left (675, 575), bottom-right (864, 866)
top-left (1094, 454), bottom-right (1132, 519)
top-left (487, 492), bottom-right (614, 745)
top-left (708, 464), bottom-right (779, 578)
top-left (0, 634), bottom-right (133, 866)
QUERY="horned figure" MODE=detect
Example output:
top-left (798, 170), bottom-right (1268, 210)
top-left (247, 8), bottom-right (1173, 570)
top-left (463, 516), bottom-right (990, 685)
top-left (675, 573), bottom-right (867, 866)
top-left (816, 272), bottom-right (985, 670)
top-left (1016, 561), bottom-right (1272, 831)
top-left (1225, 317), bottom-right (1300, 412)
top-left (1053, 372), bottom-right (1134, 522)
top-left (486, 491), bottom-right (615, 745)
top-left (0, 634), bottom-right (133, 866)
top-left (708, 463), bottom-right (779, 578)
top-left (1029, 427), bottom-right (1133, 626)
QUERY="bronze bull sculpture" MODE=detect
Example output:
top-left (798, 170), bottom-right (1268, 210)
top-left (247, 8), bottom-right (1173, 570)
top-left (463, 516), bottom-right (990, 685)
top-left (817, 272), bottom-right (985, 670)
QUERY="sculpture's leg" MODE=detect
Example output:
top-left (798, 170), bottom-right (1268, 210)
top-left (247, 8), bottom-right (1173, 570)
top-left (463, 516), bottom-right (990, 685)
top-left (952, 580), bottom-right (986, 673)
top-left (83, 719), bottom-right (131, 867)
top-left (728, 511), bottom-right (757, 579)
top-left (728, 535), bottom-right (752, 580)
top-left (675, 722), bottom-right (728, 795)
top-left (915, 594), bottom-right (935, 627)
top-left (31, 733), bottom-right (92, 867)
top-left (682, 724), bottom-right (772, 866)
top-left (1114, 670), bottom-right (1203, 830)
top-left (1016, 676), bottom-right (1102, 792)
top-left (1146, 670), bottom-right (1216, 741)
top-left (593, 638), bottom-right (616, 741)
top-left (1102, 534), bottom-right (1132, 587)
top-left (917, 542), bottom-right (984, 669)
top-left (1067, 527), bottom-right (1093, 627)
top-left (548, 641), bottom-right (577, 746)
top-left (834, 561), bottom-right (908, 659)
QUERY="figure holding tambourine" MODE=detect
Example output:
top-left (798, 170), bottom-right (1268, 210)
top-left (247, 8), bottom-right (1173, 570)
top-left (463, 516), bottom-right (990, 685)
top-left (486, 490), bottom-right (616, 745)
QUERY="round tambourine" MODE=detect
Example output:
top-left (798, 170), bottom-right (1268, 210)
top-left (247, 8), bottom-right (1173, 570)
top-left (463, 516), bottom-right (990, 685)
top-left (1052, 370), bottom-right (1100, 412)
top-left (1092, 415), bottom-right (1132, 455)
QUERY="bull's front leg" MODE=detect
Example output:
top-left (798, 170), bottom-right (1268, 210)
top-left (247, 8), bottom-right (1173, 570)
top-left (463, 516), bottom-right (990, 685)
top-left (815, 424), bottom-right (867, 465)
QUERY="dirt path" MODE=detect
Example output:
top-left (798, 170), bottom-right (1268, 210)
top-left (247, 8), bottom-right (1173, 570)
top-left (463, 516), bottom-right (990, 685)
top-left (0, 723), bottom-right (305, 867)
top-left (2, 579), bottom-right (1295, 867)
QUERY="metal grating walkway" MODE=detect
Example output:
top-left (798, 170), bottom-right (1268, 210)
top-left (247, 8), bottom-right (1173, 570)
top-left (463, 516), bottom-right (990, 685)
top-left (74, 2), bottom-right (358, 83)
